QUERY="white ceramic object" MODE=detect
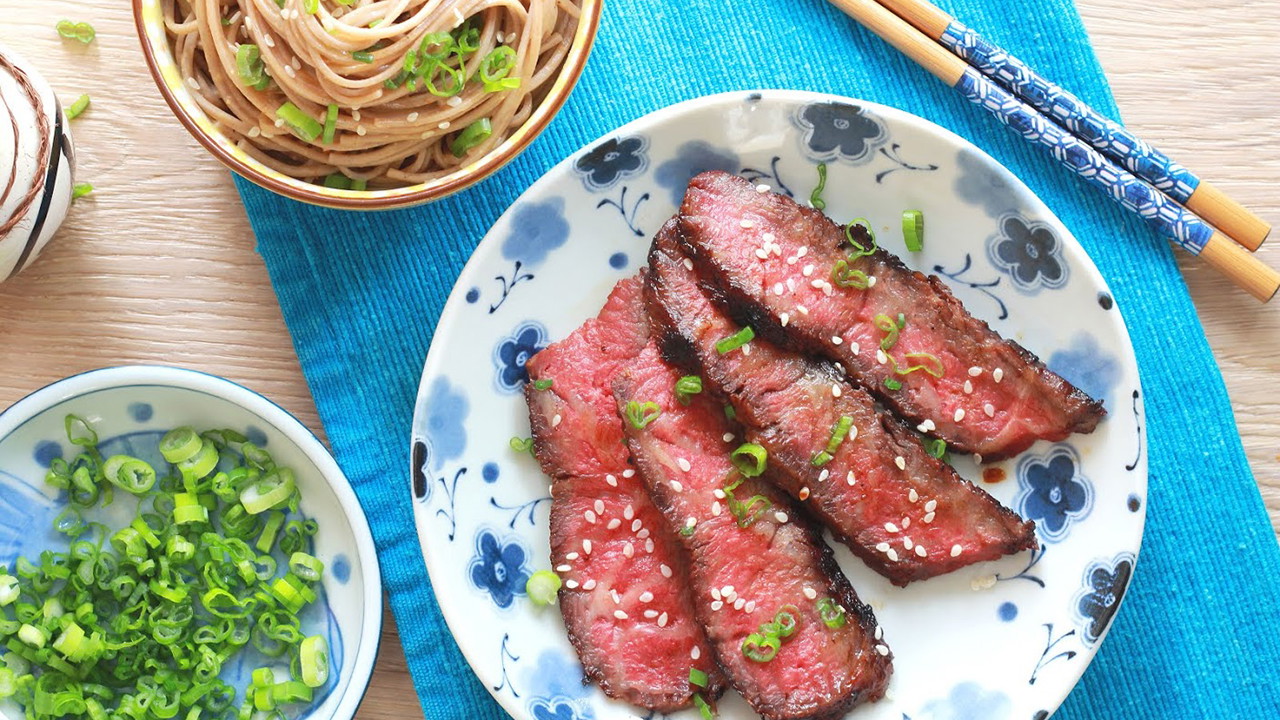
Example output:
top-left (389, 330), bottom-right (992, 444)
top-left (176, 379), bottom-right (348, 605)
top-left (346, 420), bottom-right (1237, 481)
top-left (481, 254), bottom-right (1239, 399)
top-left (0, 42), bottom-right (75, 282)
top-left (410, 91), bottom-right (1146, 720)
top-left (0, 366), bottom-right (382, 720)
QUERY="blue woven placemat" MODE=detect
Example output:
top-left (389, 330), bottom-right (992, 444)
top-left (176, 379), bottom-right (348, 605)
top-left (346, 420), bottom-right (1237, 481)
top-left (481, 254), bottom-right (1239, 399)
top-left (234, 0), bottom-right (1280, 716)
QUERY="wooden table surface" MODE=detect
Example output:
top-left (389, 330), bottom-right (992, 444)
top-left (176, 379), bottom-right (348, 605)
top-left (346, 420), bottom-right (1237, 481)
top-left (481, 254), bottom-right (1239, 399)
top-left (1, 2), bottom-right (1276, 718)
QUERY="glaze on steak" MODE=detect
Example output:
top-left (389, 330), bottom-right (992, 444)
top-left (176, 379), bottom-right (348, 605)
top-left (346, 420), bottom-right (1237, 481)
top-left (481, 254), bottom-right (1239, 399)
top-left (647, 225), bottom-right (1037, 586)
top-left (615, 343), bottom-right (891, 719)
top-left (525, 275), bottom-right (725, 711)
top-left (677, 171), bottom-right (1105, 461)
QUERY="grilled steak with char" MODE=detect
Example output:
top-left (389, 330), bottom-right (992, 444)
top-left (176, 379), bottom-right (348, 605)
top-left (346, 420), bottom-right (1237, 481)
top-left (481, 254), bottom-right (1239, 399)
top-left (615, 343), bottom-right (892, 719)
top-left (677, 171), bottom-right (1105, 461)
top-left (647, 224), bottom-right (1037, 586)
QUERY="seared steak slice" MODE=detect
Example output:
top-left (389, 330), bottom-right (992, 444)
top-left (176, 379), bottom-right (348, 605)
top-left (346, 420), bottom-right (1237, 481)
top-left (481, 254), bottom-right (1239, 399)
top-left (647, 225), bottom-right (1037, 586)
top-left (677, 171), bottom-right (1104, 461)
top-left (615, 343), bottom-right (891, 719)
top-left (526, 275), bottom-right (724, 711)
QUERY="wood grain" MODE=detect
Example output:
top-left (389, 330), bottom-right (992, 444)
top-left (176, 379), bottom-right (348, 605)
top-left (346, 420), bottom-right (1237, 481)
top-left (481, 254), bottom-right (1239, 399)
top-left (1, 2), bottom-right (1277, 718)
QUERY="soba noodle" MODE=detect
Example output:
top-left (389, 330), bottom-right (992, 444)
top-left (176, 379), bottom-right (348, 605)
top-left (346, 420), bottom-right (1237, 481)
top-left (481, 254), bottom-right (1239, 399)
top-left (161, 0), bottom-right (581, 187)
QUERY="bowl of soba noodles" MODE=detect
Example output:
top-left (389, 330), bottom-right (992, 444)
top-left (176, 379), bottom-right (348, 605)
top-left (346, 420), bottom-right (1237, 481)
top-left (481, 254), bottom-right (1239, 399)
top-left (133, 0), bottom-right (600, 209)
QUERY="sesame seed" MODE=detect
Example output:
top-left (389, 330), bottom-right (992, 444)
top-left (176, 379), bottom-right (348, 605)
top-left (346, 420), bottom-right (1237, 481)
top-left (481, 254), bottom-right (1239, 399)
top-left (832, 384), bottom-right (842, 397)
top-left (818, 469), bottom-right (830, 482)
top-left (774, 511), bottom-right (789, 523)
top-left (711, 588), bottom-right (721, 600)
top-left (832, 335), bottom-right (843, 345)
top-left (850, 342), bottom-right (861, 354)
top-left (874, 625), bottom-right (883, 640)
top-left (611, 589), bottom-right (621, 604)
top-left (644, 609), bottom-right (659, 619)
top-left (740, 218), bottom-right (755, 229)
top-left (637, 529), bottom-right (650, 539)
top-left (447, 96), bottom-right (463, 107)
top-left (951, 544), bottom-right (962, 557)
top-left (885, 522), bottom-right (899, 533)
top-left (771, 283), bottom-right (783, 296)
top-left (677, 458), bottom-right (692, 472)
top-left (902, 517), bottom-right (911, 529)
top-left (802, 587), bottom-right (817, 600)
top-left (846, 471), bottom-right (856, 486)
top-left (867, 275), bottom-right (878, 287)
top-left (583, 579), bottom-right (597, 590)
top-left (876, 644), bottom-right (890, 656)
top-left (606, 474), bottom-right (618, 487)
top-left (915, 545), bottom-right (927, 557)
top-left (438, 121), bottom-right (451, 129)
top-left (645, 539), bottom-right (654, 553)
top-left (745, 600), bottom-right (757, 613)
top-left (683, 257), bottom-right (694, 271)
top-left (352, 109), bottom-right (362, 122)
top-left (685, 517), bottom-right (696, 529)
top-left (780, 312), bottom-right (790, 327)
top-left (876, 542), bottom-right (890, 552)
top-left (886, 548), bottom-right (899, 561)
top-left (263, 34), bottom-right (275, 48)
top-left (756, 248), bottom-right (770, 260)
top-left (925, 499), bottom-right (938, 512)
top-left (711, 600), bottom-right (724, 611)
top-left (658, 612), bottom-right (669, 627)
top-left (742, 344), bottom-right (752, 356)
top-left (763, 232), bottom-right (776, 243)
top-left (607, 518), bottom-right (621, 530)
top-left (971, 575), bottom-right (997, 591)
top-left (723, 433), bottom-right (734, 442)
top-left (661, 564), bottom-right (673, 578)
top-left (283, 64), bottom-right (297, 79)
top-left (797, 305), bottom-right (810, 315)
top-left (583, 539), bottom-right (593, 554)
top-left (247, 126), bottom-right (262, 137)
top-left (954, 408), bottom-right (966, 422)
top-left (631, 519), bottom-right (642, 532)
top-left (876, 349), bottom-right (889, 364)
top-left (964, 380), bottom-right (974, 394)
top-left (802, 264), bottom-right (815, 277)
top-left (909, 489), bottom-right (919, 503)
top-left (614, 610), bottom-right (628, 620)
top-left (671, 480), bottom-right (684, 492)
top-left (903, 537), bottom-right (914, 550)
top-left (734, 598), bottom-right (746, 610)
top-left (186, 77), bottom-right (201, 91)
top-left (565, 580), bottom-right (579, 589)
top-left (994, 368), bottom-right (1004, 383)
top-left (556, 564), bottom-right (571, 572)
top-left (406, 111), bottom-right (420, 122)
top-left (584, 510), bottom-right (596, 523)
top-left (713, 489), bottom-right (726, 499)
top-left (799, 487), bottom-right (811, 500)
top-left (811, 279), bottom-right (825, 289)
top-left (623, 469), bottom-right (635, 478)
top-left (691, 647), bottom-right (701, 660)
top-left (917, 419), bottom-right (936, 432)
top-left (787, 256), bottom-right (799, 265)
top-left (552, 414), bottom-right (563, 427)
top-left (639, 591), bottom-right (654, 603)
top-left (566, 552), bottom-right (579, 560)
top-left (894, 456), bottom-right (906, 470)
top-left (984, 403), bottom-right (995, 417)
top-left (923, 512), bottom-right (936, 523)
top-left (756, 184), bottom-right (771, 193)
top-left (624, 504), bottom-right (634, 520)
top-left (594, 500), bottom-right (605, 514)
top-left (722, 585), bottom-right (735, 595)
top-left (974, 453), bottom-right (984, 465)
top-left (968, 366), bottom-right (983, 377)
top-left (711, 502), bottom-right (722, 517)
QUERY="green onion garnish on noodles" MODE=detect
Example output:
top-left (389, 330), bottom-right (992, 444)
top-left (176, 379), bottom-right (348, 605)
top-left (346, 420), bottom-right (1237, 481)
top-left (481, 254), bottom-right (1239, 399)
top-left (323, 173), bottom-right (352, 189)
top-left (351, 50), bottom-right (374, 63)
top-left (55, 20), bottom-right (95, 44)
top-left (276, 102), bottom-right (324, 142)
top-left (303, 0), bottom-right (320, 14)
top-left (809, 162), bottom-right (828, 210)
top-left (525, 570), bottom-right (562, 606)
top-left (903, 209), bottom-right (924, 251)
top-left (674, 375), bottom-right (702, 405)
top-left (730, 443), bottom-right (768, 478)
top-left (236, 44), bottom-right (271, 90)
top-left (715, 326), bottom-right (754, 354)
top-left (64, 94), bottom-right (90, 121)
top-left (625, 401), bottom-right (662, 429)
top-left (71, 183), bottom-right (93, 200)
top-left (451, 118), bottom-right (493, 157)
top-left (479, 46), bottom-right (520, 93)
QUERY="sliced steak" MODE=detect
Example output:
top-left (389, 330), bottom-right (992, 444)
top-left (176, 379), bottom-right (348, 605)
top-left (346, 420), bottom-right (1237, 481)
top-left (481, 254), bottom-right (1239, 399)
top-left (615, 343), bottom-right (891, 719)
top-left (526, 275), bottom-right (725, 711)
top-left (647, 224), bottom-right (1037, 586)
top-left (677, 171), bottom-right (1104, 461)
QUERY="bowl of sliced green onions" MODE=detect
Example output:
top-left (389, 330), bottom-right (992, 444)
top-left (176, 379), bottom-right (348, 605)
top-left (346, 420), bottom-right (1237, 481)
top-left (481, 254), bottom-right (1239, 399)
top-left (0, 366), bottom-right (381, 720)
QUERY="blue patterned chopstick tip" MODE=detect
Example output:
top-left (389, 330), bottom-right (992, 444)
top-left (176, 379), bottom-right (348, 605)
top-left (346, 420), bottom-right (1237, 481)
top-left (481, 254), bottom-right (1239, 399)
top-left (940, 20), bottom-right (1200, 204)
top-left (954, 68), bottom-right (1212, 255)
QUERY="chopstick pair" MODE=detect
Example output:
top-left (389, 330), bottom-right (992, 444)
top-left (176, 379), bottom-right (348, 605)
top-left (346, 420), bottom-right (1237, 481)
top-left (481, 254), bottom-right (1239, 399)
top-left (829, 0), bottom-right (1280, 302)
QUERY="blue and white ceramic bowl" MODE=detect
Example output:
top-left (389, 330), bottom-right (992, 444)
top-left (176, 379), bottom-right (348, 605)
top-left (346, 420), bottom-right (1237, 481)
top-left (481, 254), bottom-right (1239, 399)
top-left (0, 366), bottom-right (381, 720)
top-left (411, 90), bottom-right (1146, 720)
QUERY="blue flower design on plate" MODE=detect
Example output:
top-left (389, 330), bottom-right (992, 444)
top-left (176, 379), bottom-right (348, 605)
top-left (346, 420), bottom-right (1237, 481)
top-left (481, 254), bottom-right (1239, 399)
top-left (1015, 444), bottom-right (1093, 542)
top-left (0, 471), bottom-right (57, 565)
top-left (423, 377), bottom-right (469, 472)
top-left (502, 197), bottom-right (569, 269)
top-left (955, 148), bottom-right (1018, 218)
top-left (493, 322), bottom-right (547, 393)
top-left (986, 214), bottom-right (1069, 293)
top-left (1048, 332), bottom-right (1120, 409)
top-left (915, 681), bottom-right (1011, 720)
top-left (654, 140), bottom-right (739, 206)
top-left (528, 696), bottom-right (593, 720)
top-left (523, 649), bottom-right (589, 700)
top-left (573, 136), bottom-right (648, 191)
top-left (795, 101), bottom-right (888, 164)
top-left (468, 529), bottom-right (532, 609)
top-left (1075, 552), bottom-right (1134, 646)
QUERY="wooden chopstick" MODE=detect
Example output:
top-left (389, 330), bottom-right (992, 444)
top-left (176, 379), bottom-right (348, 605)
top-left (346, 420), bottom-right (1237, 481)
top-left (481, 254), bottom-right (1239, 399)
top-left (827, 0), bottom-right (1280, 302)
top-left (874, 0), bottom-right (1271, 252)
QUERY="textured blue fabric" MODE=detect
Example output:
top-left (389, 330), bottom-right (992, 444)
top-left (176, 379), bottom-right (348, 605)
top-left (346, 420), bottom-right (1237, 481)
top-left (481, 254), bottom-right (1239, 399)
top-left (234, 0), bottom-right (1280, 717)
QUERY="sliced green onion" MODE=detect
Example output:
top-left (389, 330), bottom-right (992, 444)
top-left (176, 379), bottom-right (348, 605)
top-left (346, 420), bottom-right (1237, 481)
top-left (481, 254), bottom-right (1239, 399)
top-left (235, 44), bottom-right (271, 90)
top-left (450, 117), bottom-right (492, 157)
top-left (453, 20), bottom-right (481, 53)
top-left (818, 416), bottom-right (854, 460)
top-left (323, 173), bottom-right (352, 189)
top-left (896, 352), bottom-right (945, 378)
top-left (624, 401), bottom-right (662, 430)
top-left (884, 377), bottom-right (903, 391)
top-left (809, 162), bottom-right (828, 210)
top-left (275, 102), bottom-right (323, 142)
top-left (715, 326), bottom-right (755, 354)
top-left (693, 693), bottom-right (715, 720)
top-left (816, 597), bottom-right (847, 629)
top-left (771, 606), bottom-right (799, 638)
top-left (351, 50), bottom-right (374, 63)
top-left (65, 94), bottom-right (90, 121)
top-left (479, 46), bottom-right (518, 92)
top-left (842, 218), bottom-right (878, 258)
top-left (525, 570), bottom-right (561, 606)
top-left (533, 378), bottom-right (554, 391)
top-left (240, 468), bottom-right (297, 514)
top-left (18, 624), bottom-right (47, 648)
top-left (926, 438), bottom-right (947, 459)
top-left (322, 103), bottom-right (339, 144)
top-left (730, 443), bottom-right (767, 478)
top-left (159, 427), bottom-right (202, 463)
top-left (811, 450), bottom-right (832, 467)
top-left (903, 209), bottom-right (924, 252)
top-left (724, 404), bottom-right (736, 421)
top-left (303, 0), bottom-right (319, 14)
top-left (289, 552), bottom-right (325, 583)
top-left (102, 455), bottom-right (157, 494)
top-left (874, 313), bottom-right (899, 351)
top-left (674, 376), bottom-right (702, 405)
top-left (832, 259), bottom-right (869, 289)
top-left (299, 636), bottom-right (329, 688)
top-left (509, 436), bottom-right (534, 453)
top-left (72, 182), bottom-right (94, 199)
top-left (688, 667), bottom-right (708, 688)
top-left (741, 632), bottom-right (780, 662)
top-left (56, 20), bottom-right (95, 44)
top-left (0, 575), bottom-right (18, 606)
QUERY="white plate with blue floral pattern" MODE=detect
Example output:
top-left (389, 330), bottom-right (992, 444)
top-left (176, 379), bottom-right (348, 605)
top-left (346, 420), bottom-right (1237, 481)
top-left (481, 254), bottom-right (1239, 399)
top-left (410, 90), bottom-right (1146, 720)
